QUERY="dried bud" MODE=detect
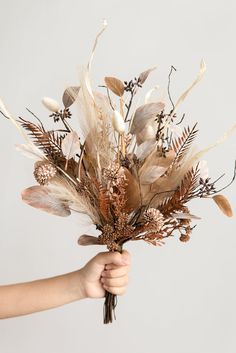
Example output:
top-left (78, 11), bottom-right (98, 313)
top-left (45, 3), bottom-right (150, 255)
top-left (42, 97), bottom-right (60, 113)
top-left (179, 234), bottom-right (190, 242)
top-left (34, 161), bottom-right (57, 185)
top-left (112, 110), bottom-right (125, 134)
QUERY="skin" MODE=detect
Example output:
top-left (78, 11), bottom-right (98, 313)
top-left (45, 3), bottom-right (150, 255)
top-left (0, 250), bottom-right (131, 319)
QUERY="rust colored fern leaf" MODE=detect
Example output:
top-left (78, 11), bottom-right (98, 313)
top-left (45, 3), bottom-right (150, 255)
top-left (18, 117), bottom-right (63, 159)
top-left (171, 123), bottom-right (198, 165)
top-left (160, 164), bottom-right (200, 215)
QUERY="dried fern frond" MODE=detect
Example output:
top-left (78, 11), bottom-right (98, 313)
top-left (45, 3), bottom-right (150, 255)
top-left (171, 123), bottom-right (198, 166)
top-left (159, 164), bottom-right (200, 215)
top-left (18, 117), bottom-right (64, 161)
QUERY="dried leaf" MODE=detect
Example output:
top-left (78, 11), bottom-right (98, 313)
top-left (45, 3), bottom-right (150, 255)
top-left (77, 234), bottom-right (101, 246)
top-left (21, 185), bottom-right (71, 217)
top-left (104, 76), bottom-right (124, 97)
top-left (171, 123), bottom-right (198, 166)
top-left (170, 59), bottom-right (206, 118)
top-left (138, 66), bottom-right (156, 85)
top-left (158, 165), bottom-right (200, 214)
top-left (136, 124), bottom-right (156, 145)
top-left (61, 131), bottom-right (80, 160)
top-left (123, 168), bottom-right (141, 212)
top-left (212, 194), bottom-right (233, 217)
top-left (170, 212), bottom-right (201, 220)
top-left (130, 102), bottom-right (165, 134)
top-left (140, 165), bottom-right (167, 184)
top-left (62, 86), bottom-right (80, 108)
top-left (18, 117), bottom-right (63, 160)
top-left (136, 139), bottom-right (157, 160)
top-left (198, 160), bottom-right (209, 180)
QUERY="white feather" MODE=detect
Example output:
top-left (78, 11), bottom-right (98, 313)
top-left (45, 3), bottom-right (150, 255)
top-left (15, 143), bottom-right (45, 160)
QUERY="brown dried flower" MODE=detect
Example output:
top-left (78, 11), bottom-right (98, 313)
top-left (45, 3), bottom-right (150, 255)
top-left (179, 234), bottom-right (190, 242)
top-left (34, 161), bottom-right (57, 185)
top-left (143, 208), bottom-right (164, 230)
top-left (102, 163), bottom-right (126, 187)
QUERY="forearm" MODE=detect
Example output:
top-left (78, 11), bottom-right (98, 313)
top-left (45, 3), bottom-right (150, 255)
top-left (0, 270), bottom-right (86, 319)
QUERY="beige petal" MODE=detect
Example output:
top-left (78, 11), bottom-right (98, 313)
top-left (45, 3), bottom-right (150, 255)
top-left (212, 194), bottom-right (233, 217)
top-left (104, 76), bottom-right (124, 97)
top-left (77, 235), bottom-right (101, 246)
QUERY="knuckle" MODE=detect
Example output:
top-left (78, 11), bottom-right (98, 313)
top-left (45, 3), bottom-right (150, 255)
top-left (113, 252), bottom-right (121, 262)
top-left (109, 270), bottom-right (116, 278)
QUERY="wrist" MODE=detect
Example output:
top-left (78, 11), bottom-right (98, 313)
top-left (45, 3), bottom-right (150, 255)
top-left (67, 270), bottom-right (87, 302)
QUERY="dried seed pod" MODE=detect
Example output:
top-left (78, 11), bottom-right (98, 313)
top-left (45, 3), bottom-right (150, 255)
top-left (42, 97), bottom-right (60, 112)
top-left (212, 194), bottom-right (233, 217)
top-left (179, 234), bottom-right (190, 242)
top-left (34, 161), bottom-right (57, 185)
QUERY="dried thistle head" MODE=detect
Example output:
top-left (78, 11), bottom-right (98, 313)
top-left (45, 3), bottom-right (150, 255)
top-left (34, 160), bottom-right (57, 185)
top-left (143, 208), bottom-right (165, 230)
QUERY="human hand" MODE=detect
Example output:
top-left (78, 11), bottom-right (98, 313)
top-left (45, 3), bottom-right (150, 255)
top-left (79, 250), bottom-right (131, 299)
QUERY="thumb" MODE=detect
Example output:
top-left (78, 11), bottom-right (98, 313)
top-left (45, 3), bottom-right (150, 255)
top-left (94, 250), bottom-right (130, 267)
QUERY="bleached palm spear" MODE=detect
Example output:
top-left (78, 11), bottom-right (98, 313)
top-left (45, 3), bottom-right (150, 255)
top-left (1, 21), bottom-right (235, 324)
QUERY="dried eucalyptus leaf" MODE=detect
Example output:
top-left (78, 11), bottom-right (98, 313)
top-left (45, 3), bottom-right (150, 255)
top-left (77, 234), bottom-right (101, 246)
top-left (130, 102), bottom-right (165, 134)
top-left (62, 86), bottom-right (80, 108)
top-left (138, 67), bottom-right (156, 85)
top-left (104, 76), bottom-right (124, 97)
top-left (170, 212), bottom-right (201, 220)
top-left (140, 165), bottom-right (167, 184)
top-left (212, 194), bottom-right (233, 217)
top-left (21, 185), bottom-right (71, 217)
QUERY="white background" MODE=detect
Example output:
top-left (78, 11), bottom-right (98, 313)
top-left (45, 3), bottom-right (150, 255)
top-left (0, 0), bottom-right (236, 352)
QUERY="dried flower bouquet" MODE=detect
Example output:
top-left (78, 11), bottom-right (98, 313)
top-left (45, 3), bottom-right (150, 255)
top-left (1, 22), bottom-right (235, 324)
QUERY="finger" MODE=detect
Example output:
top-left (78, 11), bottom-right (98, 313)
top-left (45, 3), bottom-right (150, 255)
top-left (95, 250), bottom-right (130, 268)
top-left (101, 275), bottom-right (128, 288)
top-left (104, 251), bottom-right (131, 269)
top-left (102, 266), bottom-right (129, 278)
top-left (103, 285), bottom-right (126, 296)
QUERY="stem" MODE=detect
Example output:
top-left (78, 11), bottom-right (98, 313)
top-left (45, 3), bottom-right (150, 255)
top-left (103, 245), bottom-right (123, 324)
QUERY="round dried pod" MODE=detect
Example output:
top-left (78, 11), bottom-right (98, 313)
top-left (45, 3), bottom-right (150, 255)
top-left (179, 234), bottom-right (190, 242)
top-left (34, 161), bottom-right (57, 185)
